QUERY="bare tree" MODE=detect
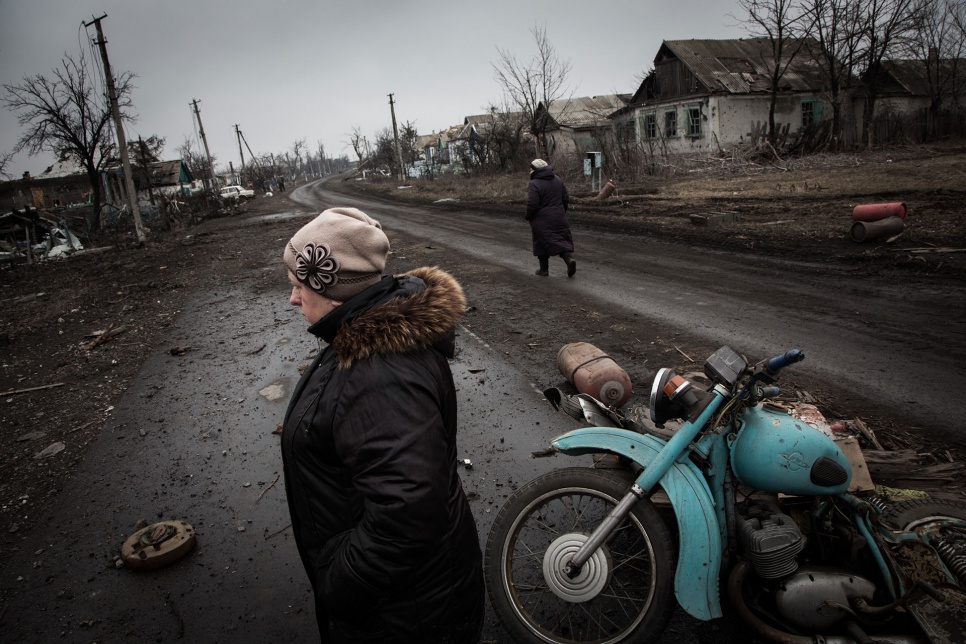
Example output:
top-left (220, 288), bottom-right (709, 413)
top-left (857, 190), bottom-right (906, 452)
top-left (856, 0), bottom-right (923, 148)
top-left (291, 138), bottom-right (307, 177)
top-left (736, 0), bottom-right (816, 147)
top-left (801, 0), bottom-right (867, 148)
top-left (317, 140), bottom-right (328, 175)
top-left (484, 103), bottom-right (530, 172)
top-left (347, 126), bottom-right (366, 164)
top-left (400, 121), bottom-right (419, 170)
top-left (2, 54), bottom-right (135, 227)
top-left (492, 24), bottom-right (573, 161)
top-left (129, 134), bottom-right (165, 165)
top-left (371, 127), bottom-right (397, 171)
top-left (903, 0), bottom-right (966, 124)
top-left (176, 136), bottom-right (215, 190)
top-left (0, 150), bottom-right (14, 180)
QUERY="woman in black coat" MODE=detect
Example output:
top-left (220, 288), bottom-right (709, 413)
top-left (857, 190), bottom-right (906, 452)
top-left (526, 158), bottom-right (576, 277)
top-left (281, 207), bottom-right (484, 643)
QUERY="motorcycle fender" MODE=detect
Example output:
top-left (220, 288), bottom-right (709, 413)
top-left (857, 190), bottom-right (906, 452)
top-left (551, 427), bottom-right (723, 620)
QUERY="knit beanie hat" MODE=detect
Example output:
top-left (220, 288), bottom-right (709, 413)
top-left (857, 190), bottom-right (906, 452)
top-left (283, 207), bottom-right (390, 301)
top-left (530, 158), bottom-right (548, 170)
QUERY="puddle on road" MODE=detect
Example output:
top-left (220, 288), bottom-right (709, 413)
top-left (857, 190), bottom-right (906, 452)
top-left (247, 211), bottom-right (313, 224)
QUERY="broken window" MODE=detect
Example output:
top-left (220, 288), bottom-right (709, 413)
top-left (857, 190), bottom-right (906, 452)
top-left (665, 109), bottom-right (677, 138)
top-left (617, 117), bottom-right (635, 143)
top-left (801, 99), bottom-right (824, 128)
top-left (687, 105), bottom-right (702, 137)
top-left (641, 112), bottom-right (657, 140)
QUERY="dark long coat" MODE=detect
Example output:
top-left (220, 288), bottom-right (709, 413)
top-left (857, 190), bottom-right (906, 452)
top-left (526, 164), bottom-right (573, 256)
top-left (281, 267), bottom-right (484, 643)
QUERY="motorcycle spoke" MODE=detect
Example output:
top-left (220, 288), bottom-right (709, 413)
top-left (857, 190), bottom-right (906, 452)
top-left (504, 489), bottom-right (660, 642)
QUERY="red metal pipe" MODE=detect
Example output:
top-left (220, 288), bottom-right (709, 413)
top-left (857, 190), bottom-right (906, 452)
top-left (852, 202), bottom-right (907, 222)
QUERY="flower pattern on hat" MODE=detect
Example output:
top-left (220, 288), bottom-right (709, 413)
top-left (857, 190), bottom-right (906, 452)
top-left (295, 243), bottom-right (340, 294)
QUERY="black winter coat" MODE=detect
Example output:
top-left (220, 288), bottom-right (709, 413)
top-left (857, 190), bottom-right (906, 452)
top-left (281, 267), bottom-right (484, 643)
top-left (526, 164), bottom-right (573, 256)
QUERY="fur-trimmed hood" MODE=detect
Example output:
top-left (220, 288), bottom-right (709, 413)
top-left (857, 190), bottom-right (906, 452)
top-left (331, 266), bottom-right (465, 369)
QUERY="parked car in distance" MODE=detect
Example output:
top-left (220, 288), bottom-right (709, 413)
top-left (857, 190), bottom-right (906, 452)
top-left (219, 185), bottom-right (255, 200)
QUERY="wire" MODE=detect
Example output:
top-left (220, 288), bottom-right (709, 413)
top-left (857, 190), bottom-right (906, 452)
top-left (77, 21), bottom-right (107, 111)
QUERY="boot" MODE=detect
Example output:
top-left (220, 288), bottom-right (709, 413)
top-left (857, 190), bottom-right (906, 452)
top-left (535, 255), bottom-right (549, 277)
top-left (561, 252), bottom-right (577, 278)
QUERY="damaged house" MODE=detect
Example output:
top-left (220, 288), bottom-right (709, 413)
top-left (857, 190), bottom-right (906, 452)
top-left (863, 57), bottom-right (966, 143)
top-left (0, 207), bottom-right (84, 263)
top-left (610, 38), bottom-right (859, 155)
top-left (533, 94), bottom-right (630, 160)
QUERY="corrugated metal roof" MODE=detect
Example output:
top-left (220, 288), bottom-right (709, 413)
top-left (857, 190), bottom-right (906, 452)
top-left (545, 94), bottom-right (630, 128)
top-left (660, 38), bottom-right (827, 94)
top-left (148, 160), bottom-right (192, 186)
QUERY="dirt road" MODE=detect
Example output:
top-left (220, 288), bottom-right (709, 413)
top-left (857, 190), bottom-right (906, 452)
top-left (301, 176), bottom-right (966, 449)
top-left (2, 147), bottom-right (964, 641)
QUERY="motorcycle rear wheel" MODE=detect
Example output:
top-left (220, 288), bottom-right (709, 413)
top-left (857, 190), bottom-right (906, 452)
top-left (879, 498), bottom-right (966, 531)
top-left (484, 467), bottom-right (675, 644)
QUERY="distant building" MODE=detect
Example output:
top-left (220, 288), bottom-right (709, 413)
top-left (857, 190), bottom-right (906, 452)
top-left (0, 158), bottom-right (194, 213)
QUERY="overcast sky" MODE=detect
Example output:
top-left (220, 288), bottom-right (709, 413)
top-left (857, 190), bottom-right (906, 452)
top-left (1, 0), bottom-right (747, 178)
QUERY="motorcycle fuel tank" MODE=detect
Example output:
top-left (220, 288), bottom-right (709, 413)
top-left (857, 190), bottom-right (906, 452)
top-left (729, 406), bottom-right (851, 495)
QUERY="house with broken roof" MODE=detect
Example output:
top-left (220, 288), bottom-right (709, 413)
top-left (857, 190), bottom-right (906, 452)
top-left (863, 57), bottom-right (966, 142)
top-left (534, 94), bottom-right (630, 159)
top-left (868, 58), bottom-right (965, 112)
top-left (445, 113), bottom-right (501, 169)
top-left (140, 159), bottom-right (194, 196)
top-left (610, 38), bottom-right (857, 154)
top-left (0, 158), bottom-right (194, 213)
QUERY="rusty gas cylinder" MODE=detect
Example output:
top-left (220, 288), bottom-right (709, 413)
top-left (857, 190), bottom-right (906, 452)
top-left (852, 202), bottom-right (907, 222)
top-left (557, 342), bottom-right (632, 408)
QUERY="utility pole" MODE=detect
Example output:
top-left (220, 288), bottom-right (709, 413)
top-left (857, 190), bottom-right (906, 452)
top-left (85, 14), bottom-right (145, 245)
top-left (318, 142), bottom-right (325, 176)
top-left (190, 99), bottom-right (217, 193)
top-left (234, 124), bottom-right (245, 184)
top-left (388, 93), bottom-right (405, 182)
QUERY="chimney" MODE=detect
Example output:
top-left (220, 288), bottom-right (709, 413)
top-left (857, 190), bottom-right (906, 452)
top-left (22, 171), bottom-right (31, 181)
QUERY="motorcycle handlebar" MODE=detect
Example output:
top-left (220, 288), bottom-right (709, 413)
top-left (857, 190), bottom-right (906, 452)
top-left (765, 349), bottom-right (805, 374)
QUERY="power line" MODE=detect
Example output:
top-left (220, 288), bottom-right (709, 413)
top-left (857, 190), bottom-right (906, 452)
top-left (83, 12), bottom-right (145, 246)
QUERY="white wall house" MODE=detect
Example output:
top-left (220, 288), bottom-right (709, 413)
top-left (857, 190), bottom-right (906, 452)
top-left (611, 38), bottom-right (861, 155)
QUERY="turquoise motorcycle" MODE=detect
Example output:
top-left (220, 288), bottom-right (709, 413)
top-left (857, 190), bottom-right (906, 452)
top-left (484, 346), bottom-right (966, 643)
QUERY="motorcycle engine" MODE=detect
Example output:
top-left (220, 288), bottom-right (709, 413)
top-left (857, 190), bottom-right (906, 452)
top-left (736, 501), bottom-right (804, 579)
top-left (773, 567), bottom-right (877, 631)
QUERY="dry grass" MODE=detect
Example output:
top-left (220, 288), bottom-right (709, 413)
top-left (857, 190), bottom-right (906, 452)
top-left (360, 144), bottom-right (966, 205)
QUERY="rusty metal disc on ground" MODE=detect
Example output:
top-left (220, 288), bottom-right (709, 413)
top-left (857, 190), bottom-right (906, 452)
top-left (120, 520), bottom-right (196, 571)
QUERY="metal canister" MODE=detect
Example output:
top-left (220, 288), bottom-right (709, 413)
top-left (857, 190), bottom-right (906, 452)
top-left (557, 342), bottom-right (632, 408)
top-left (851, 216), bottom-right (905, 242)
top-left (852, 202), bottom-right (907, 221)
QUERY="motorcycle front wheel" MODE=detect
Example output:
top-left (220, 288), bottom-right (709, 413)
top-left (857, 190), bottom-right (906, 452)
top-left (484, 467), bottom-right (675, 644)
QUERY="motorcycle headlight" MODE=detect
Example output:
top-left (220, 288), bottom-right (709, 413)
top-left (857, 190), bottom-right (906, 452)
top-left (650, 368), bottom-right (684, 426)
top-left (649, 368), bottom-right (709, 427)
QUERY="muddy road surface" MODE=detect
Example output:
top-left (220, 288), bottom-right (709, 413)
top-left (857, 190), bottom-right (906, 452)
top-left (295, 177), bottom-right (966, 448)
top-left (1, 170), bottom-right (963, 643)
